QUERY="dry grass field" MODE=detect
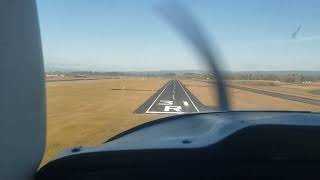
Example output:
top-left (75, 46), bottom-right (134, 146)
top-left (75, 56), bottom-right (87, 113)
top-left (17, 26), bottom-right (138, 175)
top-left (181, 79), bottom-right (320, 112)
top-left (42, 78), bottom-right (320, 166)
top-left (229, 80), bottom-right (320, 101)
top-left (43, 78), bottom-right (168, 165)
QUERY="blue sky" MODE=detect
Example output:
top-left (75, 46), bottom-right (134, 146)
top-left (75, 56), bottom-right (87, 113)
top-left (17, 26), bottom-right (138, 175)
top-left (37, 0), bottom-right (320, 71)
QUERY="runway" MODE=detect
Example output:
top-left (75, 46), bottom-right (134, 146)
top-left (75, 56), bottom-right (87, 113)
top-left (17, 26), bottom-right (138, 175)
top-left (135, 80), bottom-right (209, 114)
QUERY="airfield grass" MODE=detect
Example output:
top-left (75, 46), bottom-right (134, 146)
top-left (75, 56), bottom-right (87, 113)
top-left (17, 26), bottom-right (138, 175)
top-left (43, 78), bottom-right (320, 166)
top-left (43, 78), bottom-right (167, 165)
top-left (181, 79), bottom-right (320, 112)
top-left (229, 80), bottom-right (320, 101)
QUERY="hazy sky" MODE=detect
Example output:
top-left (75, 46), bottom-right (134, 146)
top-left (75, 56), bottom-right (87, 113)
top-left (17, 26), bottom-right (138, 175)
top-left (37, 0), bottom-right (320, 71)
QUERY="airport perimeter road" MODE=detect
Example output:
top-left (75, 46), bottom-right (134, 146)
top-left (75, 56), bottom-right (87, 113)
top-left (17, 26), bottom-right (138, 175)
top-left (135, 80), bottom-right (208, 114)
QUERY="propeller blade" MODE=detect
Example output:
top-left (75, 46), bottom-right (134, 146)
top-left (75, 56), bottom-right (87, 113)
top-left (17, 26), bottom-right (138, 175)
top-left (156, 1), bottom-right (230, 111)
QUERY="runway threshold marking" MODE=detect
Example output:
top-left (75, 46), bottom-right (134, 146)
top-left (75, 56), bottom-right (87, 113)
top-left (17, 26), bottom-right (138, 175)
top-left (145, 81), bottom-right (171, 113)
top-left (145, 111), bottom-right (184, 114)
top-left (177, 80), bottom-right (200, 112)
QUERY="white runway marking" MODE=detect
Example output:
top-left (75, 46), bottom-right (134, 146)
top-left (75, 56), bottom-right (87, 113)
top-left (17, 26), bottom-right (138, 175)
top-left (146, 111), bottom-right (184, 114)
top-left (164, 106), bottom-right (182, 112)
top-left (183, 101), bottom-right (189, 106)
top-left (158, 100), bottom-right (173, 106)
top-left (145, 81), bottom-right (171, 113)
top-left (173, 81), bottom-right (175, 100)
top-left (177, 80), bottom-right (200, 112)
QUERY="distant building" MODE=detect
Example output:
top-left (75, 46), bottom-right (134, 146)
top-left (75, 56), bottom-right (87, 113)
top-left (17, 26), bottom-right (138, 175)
top-left (46, 74), bottom-right (65, 78)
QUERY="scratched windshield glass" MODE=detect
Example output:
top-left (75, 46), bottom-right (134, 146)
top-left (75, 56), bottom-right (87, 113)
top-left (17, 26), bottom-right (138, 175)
top-left (37, 1), bottom-right (320, 164)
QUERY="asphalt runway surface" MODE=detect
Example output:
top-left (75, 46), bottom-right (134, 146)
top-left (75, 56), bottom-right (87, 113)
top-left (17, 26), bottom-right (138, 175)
top-left (135, 80), bottom-right (210, 114)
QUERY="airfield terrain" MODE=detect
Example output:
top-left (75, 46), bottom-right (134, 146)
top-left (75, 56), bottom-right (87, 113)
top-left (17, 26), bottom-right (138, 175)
top-left (42, 78), bottom-right (320, 165)
top-left (182, 79), bottom-right (320, 111)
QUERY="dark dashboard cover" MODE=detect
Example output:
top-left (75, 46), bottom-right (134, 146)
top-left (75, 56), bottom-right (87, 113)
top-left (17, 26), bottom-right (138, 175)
top-left (37, 112), bottom-right (320, 179)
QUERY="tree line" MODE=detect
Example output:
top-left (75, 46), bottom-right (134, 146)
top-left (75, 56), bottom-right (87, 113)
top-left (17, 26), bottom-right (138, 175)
top-left (225, 73), bottom-right (320, 83)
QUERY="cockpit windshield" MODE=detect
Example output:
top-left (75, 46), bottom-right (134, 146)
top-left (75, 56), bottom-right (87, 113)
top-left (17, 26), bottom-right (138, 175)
top-left (37, 0), bottom-right (320, 165)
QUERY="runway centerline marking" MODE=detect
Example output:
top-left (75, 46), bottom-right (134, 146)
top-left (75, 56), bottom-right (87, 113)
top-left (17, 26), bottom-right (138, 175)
top-left (177, 80), bottom-right (200, 112)
top-left (145, 81), bottom-right (171, 113)
top-left (173, 81), bottom-right (175, 99)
